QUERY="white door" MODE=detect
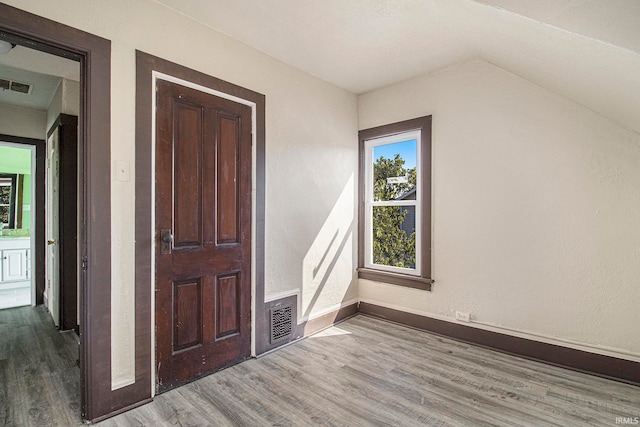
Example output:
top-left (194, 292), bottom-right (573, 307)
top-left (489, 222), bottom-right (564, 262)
top-left (46, 129), bottom-right (60, 326)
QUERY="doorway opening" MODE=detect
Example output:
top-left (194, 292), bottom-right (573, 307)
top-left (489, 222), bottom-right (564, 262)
top-left (0, 41), bottom-right (82, 421)
top-left (1, 3), bottom-right (113, 421)
top-left (0, 143), bottom-right (35, 310)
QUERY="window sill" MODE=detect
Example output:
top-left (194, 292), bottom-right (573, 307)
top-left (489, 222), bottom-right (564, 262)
top-left (357, 268), bottom-right (433, 291)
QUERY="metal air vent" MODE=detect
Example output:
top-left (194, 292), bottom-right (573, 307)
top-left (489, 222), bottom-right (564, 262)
top-left (0, 78), bottom-right (32, 94)
top-left (270, 304), bottom-right (292, 344)
top-left (10, 81), bottom-right (30, 94)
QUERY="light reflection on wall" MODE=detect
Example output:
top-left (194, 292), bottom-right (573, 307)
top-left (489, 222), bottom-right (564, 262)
top-left (301, 173), bottom-right (357, 321)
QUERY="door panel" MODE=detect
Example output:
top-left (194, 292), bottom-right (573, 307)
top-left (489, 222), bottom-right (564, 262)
top-left (217, 115), bottom-right (240, 244)
top-left (216, 272), bottom-right (240, 339)
top-left (174, 103), bottom-right (203, 248)
top-left (46, 130), bottom-right (60, 327)
top-left (155, 80), bottom-right (252, 393)
top-left (173, 279), bottom-right (202, 351)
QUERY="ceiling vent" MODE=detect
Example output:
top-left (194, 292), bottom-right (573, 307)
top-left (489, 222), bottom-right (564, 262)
top-left (0, 78), bottom-right (32, 94)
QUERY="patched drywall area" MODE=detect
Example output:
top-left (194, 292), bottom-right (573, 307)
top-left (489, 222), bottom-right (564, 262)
top-left (358, 59), bottom-right (640, 359)
top-left (4, 0), bottom-right (359, 389)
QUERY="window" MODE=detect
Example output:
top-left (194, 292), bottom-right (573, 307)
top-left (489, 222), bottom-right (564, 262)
top-left (358, 116), bottom-right (432, 290)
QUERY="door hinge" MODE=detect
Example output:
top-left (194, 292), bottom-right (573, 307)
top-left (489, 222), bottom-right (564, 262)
top-left (81, 256), bottom-right (88, 271)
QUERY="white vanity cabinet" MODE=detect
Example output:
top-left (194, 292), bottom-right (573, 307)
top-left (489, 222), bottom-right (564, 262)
top-left (0, 237), bottom-right (30, 285)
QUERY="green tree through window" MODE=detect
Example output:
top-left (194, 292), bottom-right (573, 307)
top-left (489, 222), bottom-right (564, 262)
top-left (372, 154), bottom-right (416, 268)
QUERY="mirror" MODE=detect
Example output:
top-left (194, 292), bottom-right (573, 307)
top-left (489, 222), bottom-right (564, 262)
top-left (0, 173), bottom-right (18, 229)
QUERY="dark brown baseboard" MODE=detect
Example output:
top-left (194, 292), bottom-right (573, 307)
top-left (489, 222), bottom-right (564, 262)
top-left (258, 298), bottom-right (358, 356)
top-left (303, 302), bottom-right (359, 337)
top-left (358, 302), bottom-right (640, 387)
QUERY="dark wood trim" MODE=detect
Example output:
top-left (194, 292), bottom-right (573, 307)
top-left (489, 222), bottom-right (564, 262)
top-left (53, 114), bottom-right (79, 332)
top-left (0, 4), bottom-right (112, 421)
top-left (358, 302), bottom-right (640, 387)
top-left (47, 114), bottom-right (79, 332)
top-left (357, 116), bottom-right (433, 290)
top-left (358, 268), bottom-right (433, 290)
top-left (303, 302), bottom-right (358, 336)
top-left (47, 116), bottom-right (61, 139)
top-left (135, 50), bottom-right (267, 399)
top-left (0, 134), bottom-right (46, 306)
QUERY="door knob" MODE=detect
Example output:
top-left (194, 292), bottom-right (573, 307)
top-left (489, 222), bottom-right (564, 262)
top-left (160, 229), bottom-right (173, 254)
top-left (161, 230), bottom-right (173, 243)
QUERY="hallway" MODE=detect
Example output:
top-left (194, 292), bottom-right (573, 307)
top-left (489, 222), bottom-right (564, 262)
top-left (0, 305), bottom-right (81, 425)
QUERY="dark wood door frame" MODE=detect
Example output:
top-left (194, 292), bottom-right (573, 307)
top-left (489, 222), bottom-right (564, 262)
top-left (0, 134), bottom-right (45, 306)
top-left (0, 4), bottom-right (114, 421)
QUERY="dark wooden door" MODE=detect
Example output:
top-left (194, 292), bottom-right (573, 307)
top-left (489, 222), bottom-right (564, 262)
top-left (155, 80), bottom-right (252, 393)
top-left (57, 114), bottom-right (79, 333)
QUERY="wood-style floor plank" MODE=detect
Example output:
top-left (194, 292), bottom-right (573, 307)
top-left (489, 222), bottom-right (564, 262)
top-left (2, 306), bottom-right (639, 426)
top-left (100, 315), bottom-right (638, 427)
top-left (0, 305), bottom-right (80, 427)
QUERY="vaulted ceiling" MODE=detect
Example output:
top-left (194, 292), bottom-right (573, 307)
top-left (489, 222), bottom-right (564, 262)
top-left (153, 0), bottom-right (640, 134)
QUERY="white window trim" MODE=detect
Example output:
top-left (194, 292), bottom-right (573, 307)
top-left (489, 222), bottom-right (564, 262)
top-left (363, 130), bottom-right (422, 276)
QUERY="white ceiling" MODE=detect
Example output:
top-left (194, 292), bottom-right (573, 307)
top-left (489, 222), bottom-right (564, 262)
top-left (155, 0), bottom-right (476, 94)
top-left (0, 63), bottom-right (61, 111)
top-left (153, 0), bottom-right (640, 133)
top-left (0, 44), bottom-right (79, 111)
top-left (0, 44), bottom-right (80, 82)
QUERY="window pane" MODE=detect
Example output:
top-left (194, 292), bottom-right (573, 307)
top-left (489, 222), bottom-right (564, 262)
top-left (372, 205), bottom-right (416, 269)
top-left (372, 139), bottom-right (417, 202)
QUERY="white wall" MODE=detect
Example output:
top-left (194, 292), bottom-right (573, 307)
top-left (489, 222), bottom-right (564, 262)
top-left (46, 81), bottom-right (62, 132)
top-left (5, 0), bottom-right (359, 389)
top-left (46, 78), bottom-right (80, 131)
top-left (358, 59), bottom-right (640, 360)
top-left (0, 103), bottom-right (46, 140)
top-left (61, 79), bottom-right (79, 118)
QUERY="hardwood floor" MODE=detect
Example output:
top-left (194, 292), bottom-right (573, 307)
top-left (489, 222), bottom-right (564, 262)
top-left (2, 307), bottom-right (638, 426)
top-left (99, 315), bottom-right (640, 427)
top-left (0, 305), bottom-right (81, 426)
